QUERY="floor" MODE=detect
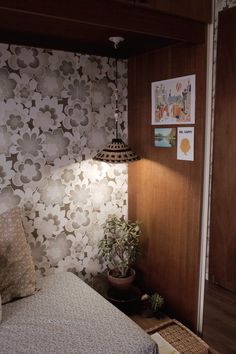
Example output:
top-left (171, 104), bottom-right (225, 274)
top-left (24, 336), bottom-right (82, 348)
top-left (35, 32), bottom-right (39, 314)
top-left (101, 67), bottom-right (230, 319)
top-left (130, 313), bottom-right (169, 331)
top-left (203, 281), bottom-right (236, 354)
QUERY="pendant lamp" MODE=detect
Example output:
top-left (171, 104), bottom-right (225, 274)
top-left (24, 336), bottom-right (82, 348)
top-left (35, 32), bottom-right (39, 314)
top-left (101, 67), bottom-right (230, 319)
top-left (93, 37), bottom-right (140, 163)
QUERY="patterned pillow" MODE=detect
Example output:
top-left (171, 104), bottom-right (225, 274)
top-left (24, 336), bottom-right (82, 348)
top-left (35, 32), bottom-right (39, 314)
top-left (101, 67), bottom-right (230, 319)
top-left (0, 207), bottom-right (36, 304)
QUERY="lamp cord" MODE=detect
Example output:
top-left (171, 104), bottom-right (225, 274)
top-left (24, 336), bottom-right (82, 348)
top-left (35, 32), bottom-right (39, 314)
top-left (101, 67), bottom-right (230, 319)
top-left (114, 57), bottom-right (119, 140)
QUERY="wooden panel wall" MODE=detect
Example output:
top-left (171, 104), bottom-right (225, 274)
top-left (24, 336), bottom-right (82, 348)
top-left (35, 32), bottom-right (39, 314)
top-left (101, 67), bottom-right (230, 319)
top-left (150, 0), bottom-right (212, 23)
top-left (209, 7), bottom-right (236, 294)
top-left (112, 0), bottom-right (212, 23)
top-left (128, 40), bottom-right (207, 330)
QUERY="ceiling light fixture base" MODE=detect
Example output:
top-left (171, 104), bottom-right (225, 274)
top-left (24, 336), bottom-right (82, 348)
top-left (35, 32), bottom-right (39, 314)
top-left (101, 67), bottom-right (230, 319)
top-left (109, 36), bottom-right (124, 49)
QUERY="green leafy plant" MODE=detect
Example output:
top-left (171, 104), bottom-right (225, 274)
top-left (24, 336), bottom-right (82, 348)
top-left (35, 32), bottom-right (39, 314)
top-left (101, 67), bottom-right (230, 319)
top-left (150, 293), bottom-right (164, 313)
top-left (98, 215), bottom-right (141, 278)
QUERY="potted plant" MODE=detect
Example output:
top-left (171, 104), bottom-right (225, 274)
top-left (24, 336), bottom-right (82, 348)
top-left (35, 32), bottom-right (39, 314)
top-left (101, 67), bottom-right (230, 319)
top-left (98, 215), bottom-right (141, 290)
top-left (150, 293), bottom-right (164, 314)
top-left (141, 293), bottom-right (164, 318)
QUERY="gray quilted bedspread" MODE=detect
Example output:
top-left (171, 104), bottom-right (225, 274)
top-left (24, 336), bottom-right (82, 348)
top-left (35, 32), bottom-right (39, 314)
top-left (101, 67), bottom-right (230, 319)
top-left (0, 272), bottom-right (157, 354)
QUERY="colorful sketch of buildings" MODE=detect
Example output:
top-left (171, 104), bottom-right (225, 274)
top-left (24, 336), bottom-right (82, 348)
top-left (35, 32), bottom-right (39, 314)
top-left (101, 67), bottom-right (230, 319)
top-left (152, 75), bottom-right (195, 125)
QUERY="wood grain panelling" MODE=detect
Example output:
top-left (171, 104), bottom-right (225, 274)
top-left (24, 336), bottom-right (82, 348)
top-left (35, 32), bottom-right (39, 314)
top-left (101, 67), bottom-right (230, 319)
top-left (209, 7), bottom-right (236, 294)
top-left (128, 41), bottom-right (207, 330)
top-left (0, 0), bottom-right (205, 58)
top-left (151, 0), bottom-right (212, 23)
top-left (111, 0), bottom-right (212, 23)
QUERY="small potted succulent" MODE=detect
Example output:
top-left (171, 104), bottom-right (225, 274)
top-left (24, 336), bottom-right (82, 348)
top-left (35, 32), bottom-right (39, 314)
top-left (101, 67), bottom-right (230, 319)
top-left (141, 292), bottom-right (164, 317)
top-left (150, 293), bottom-right (164, 313)
top-left (98, 215), bottom-right (141, 290)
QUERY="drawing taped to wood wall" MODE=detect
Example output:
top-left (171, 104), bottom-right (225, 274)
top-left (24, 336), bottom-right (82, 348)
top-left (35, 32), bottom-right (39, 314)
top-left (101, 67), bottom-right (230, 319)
top-left (151, 74), bottom-right (195, 125)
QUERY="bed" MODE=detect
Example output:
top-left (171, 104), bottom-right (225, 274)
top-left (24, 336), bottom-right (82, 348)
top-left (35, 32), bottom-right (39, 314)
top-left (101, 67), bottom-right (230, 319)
top-left (1, 272), bottom-right (158, 354)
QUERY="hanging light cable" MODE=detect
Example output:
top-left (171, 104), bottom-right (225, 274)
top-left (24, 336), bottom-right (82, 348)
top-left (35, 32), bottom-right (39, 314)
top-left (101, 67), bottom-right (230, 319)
top-left (93, 37), bottom-right (140, 163)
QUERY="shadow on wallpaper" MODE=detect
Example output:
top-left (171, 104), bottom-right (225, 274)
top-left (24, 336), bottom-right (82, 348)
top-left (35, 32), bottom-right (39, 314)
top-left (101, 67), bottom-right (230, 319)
top-left (0, 44), bottom-right (128, 281)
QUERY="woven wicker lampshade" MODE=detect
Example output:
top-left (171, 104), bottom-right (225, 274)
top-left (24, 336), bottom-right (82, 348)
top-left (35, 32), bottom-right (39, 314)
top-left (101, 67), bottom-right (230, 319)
top-left (93, 138), bottom-right (140, 163)
top-left (93, 37), bottom-right (140, 164)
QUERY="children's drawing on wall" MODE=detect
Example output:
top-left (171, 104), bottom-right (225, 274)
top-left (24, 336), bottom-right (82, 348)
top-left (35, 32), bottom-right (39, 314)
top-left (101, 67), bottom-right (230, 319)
top-left (151, 75), bottom-right (195, 125)
top-left (177, 127), bottom-right (194, 161)
top-left (154, 128), bottom-right (176, 148)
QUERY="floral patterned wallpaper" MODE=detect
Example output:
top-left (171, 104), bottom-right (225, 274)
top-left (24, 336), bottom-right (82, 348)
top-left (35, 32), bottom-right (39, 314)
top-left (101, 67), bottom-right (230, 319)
top-left (0, 44), bottom-right (128, 281)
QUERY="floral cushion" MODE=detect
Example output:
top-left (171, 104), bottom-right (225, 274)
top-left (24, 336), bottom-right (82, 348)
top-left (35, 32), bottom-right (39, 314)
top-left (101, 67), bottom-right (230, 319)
top-left (0, 207), bottom-right (36, 304)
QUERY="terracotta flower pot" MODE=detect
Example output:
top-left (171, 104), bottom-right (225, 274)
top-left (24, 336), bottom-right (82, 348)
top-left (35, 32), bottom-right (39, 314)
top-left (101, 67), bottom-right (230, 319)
top-left (107, 268), bottom-right (135, 290)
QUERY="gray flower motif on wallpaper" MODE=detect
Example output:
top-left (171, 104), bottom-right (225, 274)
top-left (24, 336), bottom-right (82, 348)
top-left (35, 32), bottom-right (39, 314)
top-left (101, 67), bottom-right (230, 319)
top-left (30, 97), bottom-right (65, 131)
top-left (0, 155), bottom-right (14, 189)
top-left (0, 126), bottom-right (12, 155)
top-left (80, 56), bottom-right (110, 81)
top-left (0, 43), bottom-right (128, 281)
top-left (59, 60), bottom-right (75, 77)
top-left (87, 126), bottom-right (109, 150)
top-left (91, 78), bottom-right (113, 110)
top-left (13, 157), bottom-right (43, 188)
top-left (0, 68), bottom-right (17, 100)
top-left (8, 45), bottom-right (49, 76)
top-left (46, 232), bottom-right (72, 267)
top-left (10, 128), bottom-right (44, 160)
top-left (20, 188), bottom-right (40, 220)
top-left (61, 168), bottom-right (76, 184)
top-left (39, 178), bottom-right (66, 206)
top-left (80, 160), bottom-right (108, 183)
top-left (67, 140), bottom-right (87, 161)
top-left (90, 180), bottom-right (113, 210)
top-left (34, 204), bottom-right (66, 237)
top-left (0, 186), bottom-right (21, 214)
top-left (48, 51), bottom-right (78, 78)
top-left (62, 76), bottom-right (90, 104)
top-left (70, 230), bottom-right (101, 268)
top-left (65, 184), bottom-right (91, 206)
top-left (29, 241), bottom-right (47, 263)
top-left (82, 224), bottom-right (104, 250)
top-left (82, 256), bottom-right (102, 277)
top-left (7, 114), bottom-right (24, 131)
top-left (43, 129), bottom-right (70, 163)
top-left (63, 100), bottom-right (91, 130)
top-left (66, 206), bottom-right (92, 232)
top-left (96, 105), bottom-right (116, 131)
top-left (0, 99), bottom-right (29, 131)
top-left (0, 44), bottom-right (11, 68)
top-left (13, 73), bottom-right (37, 107)
top-left (72, 233), bottom-right (90, 254)
top-left (37, 69), bottom-right (64, 98)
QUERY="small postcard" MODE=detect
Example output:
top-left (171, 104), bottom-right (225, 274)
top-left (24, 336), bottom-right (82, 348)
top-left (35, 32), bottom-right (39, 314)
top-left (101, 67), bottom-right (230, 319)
top-left (177, 127), bottom-right (194, 161)
top-left (151, 74), bottom-right (195, 125)
top-left (154, 128), bottom-right (176, 148)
